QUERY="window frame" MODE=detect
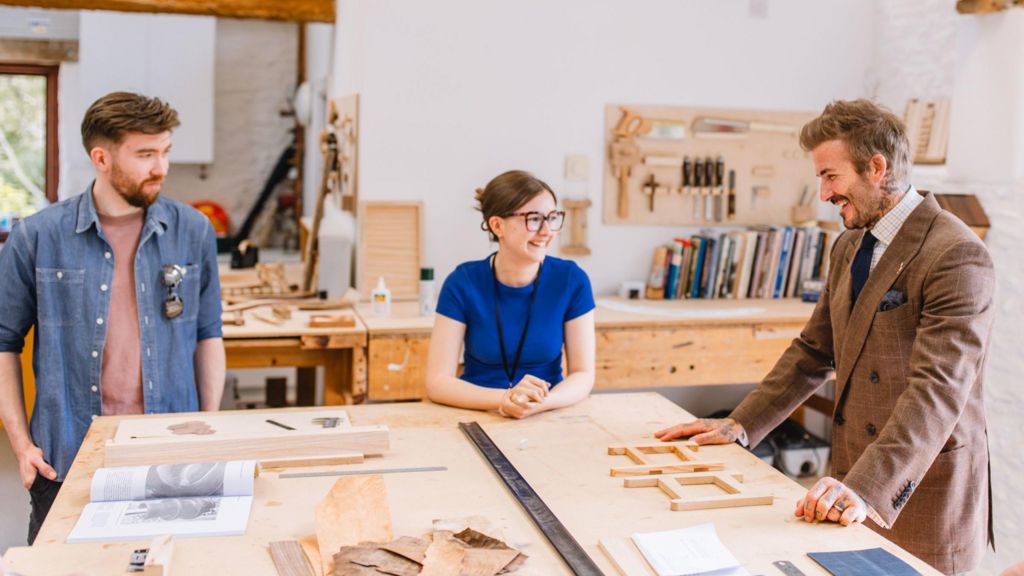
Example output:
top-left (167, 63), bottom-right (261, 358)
top-left (0, 63), bottom-right (60, 205)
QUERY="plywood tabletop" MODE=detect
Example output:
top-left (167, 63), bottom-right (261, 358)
top-left (5, 394), bottom-right (939, 576)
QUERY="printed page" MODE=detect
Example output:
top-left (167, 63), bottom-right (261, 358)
top-left (89, 461), bottom-right (257, 502)
top-left (67, 496), bottom-right (253, 543)
top-left (632, 523), bottom-right (749, 576)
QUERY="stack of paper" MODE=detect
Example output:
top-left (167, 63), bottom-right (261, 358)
top-left (632, 523), bottom-right (749, 576)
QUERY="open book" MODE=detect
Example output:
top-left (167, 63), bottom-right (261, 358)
top-left (67, 460), bottom-right (257, 543)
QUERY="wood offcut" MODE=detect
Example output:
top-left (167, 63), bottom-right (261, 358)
top-left (624, 471), bottom-right (775, 511)
top-left (608, 442), bottom-right (725, 476)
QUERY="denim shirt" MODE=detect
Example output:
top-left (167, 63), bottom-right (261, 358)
top-left (0, 184), bottom-right (223, 480)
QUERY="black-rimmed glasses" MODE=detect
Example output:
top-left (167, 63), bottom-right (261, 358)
top-left (508, 210), bottom-right (566, 232)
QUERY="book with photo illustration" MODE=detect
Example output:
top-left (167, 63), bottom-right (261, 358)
top-left (67, 460), bottom-right (257, 543)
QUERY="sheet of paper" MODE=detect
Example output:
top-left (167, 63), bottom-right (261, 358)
top-left (632, 523), bottom-right (749, 576)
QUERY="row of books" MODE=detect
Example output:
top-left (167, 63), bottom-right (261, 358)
top-left (646, 225), bottom-right (839, 300)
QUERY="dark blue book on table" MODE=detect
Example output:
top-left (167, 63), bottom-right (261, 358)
top-left (808, 547), bottom-right (921, 576)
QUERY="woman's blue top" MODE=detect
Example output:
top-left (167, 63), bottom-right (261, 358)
top-left (435, 254), bottom-right (595, 389)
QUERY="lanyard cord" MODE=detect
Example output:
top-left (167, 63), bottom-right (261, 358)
top-left (491, 255), bottom-right (542, 388)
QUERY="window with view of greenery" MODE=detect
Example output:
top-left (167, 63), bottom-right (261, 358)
top-left (1, 65), bottom-right (58, 240)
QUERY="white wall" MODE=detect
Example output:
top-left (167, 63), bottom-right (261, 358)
top-left (59, 16), bottom-right (299, 235)
top-left (333, 0), bottom-right (876, 296)
top-left (872, 1), bottom-right (1024, 573)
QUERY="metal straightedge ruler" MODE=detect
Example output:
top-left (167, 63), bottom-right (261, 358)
top-left (458, 421), bottom-right (604, 576)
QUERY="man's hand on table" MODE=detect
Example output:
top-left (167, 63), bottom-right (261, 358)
top-left (14, 442), bottom-right (56, 489)
top-left (654, 417), bottom-right (746, 445)
top-left (796, 476), bottom-right (869, 526)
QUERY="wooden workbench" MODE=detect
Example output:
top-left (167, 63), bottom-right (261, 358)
top-left (356, 298), bottom-right (815, 401)
top-left (223, 308), bottom-right (367, 405)
top-left (3, 393), bottom-right (938, 575)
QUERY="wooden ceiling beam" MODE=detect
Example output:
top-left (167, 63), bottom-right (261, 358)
top-left (0, 0), bottom-right (334, 23)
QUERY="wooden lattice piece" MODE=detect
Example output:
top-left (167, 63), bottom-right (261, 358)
top-left (607, 442), bottom-right (724, 476)
top-left (624, 472), bottom-right (774, 511)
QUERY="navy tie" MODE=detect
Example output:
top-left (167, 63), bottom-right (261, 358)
top-left (850, 231), bottom-right (878, 305)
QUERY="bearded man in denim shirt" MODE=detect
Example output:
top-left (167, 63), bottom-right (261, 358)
top-left (0, 92), bottom-right (225, 544)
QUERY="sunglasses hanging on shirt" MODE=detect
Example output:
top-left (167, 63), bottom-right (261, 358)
top-left (161, 264), bottom-right (187, 319)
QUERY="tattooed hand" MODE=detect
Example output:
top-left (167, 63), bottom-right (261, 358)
top-left (795, 476), bottom-right (868, 526)
top-left (654, 418), bottom-right (745, 445)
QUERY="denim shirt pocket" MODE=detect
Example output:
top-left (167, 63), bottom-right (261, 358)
top-left (171, 264), bottom-right (201, 323)
top-left (35, 267), bottom-right (85, 326)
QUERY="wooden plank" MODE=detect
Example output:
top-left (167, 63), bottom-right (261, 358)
top-left (269, 540), bottom-right (315, 576)
top-left (598, 537), bottom-right (656, 576)
top-left (671, 493), bottom-right (775, 511)
top-left (259, 453), bottom-right (364, 470)
top-left (357, 201), bottom-right (423, 300)
top-left (0, 38), bottom-right (78, 63)
top-left (610, 461), bottom-right (725, 477)
top-left (315, 475), bottom-right (393, 576)
top-left (142, 535), bottom-right (174, 576)
top-left (104, 425), bottom-right (389, 467)
top-left (0, 0), bottom-right (334, 22)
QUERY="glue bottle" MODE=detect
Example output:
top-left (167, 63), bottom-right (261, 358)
top-left (419, 267), bottom-right (436, 316)
top-left (371, 276), bottom-right (391, 316)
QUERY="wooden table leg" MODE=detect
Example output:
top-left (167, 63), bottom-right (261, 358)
top-left (323, 350), bottom-right (352, 405)
top-left (296, 367), bottom-right (317, 406)
top-left (351, 346), bottom-right (368, 404)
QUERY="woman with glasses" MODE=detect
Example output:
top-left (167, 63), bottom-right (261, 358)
top-left (425, 170), bottom-right (596, 418)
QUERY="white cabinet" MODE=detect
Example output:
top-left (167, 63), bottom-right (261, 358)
top-left (79, 11), bottom-right (215, 164)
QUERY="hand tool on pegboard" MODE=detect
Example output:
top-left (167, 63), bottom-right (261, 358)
top-left (692, 156), bottom-right (704, 220)
top-left (727, 169), bottom-right (737, 220)
top-left (714, 156), bottom-right (725, 222)
top-left (609, 107), bottom-right (648, 220)
top-left (703, 157), bottom-right (715, 222)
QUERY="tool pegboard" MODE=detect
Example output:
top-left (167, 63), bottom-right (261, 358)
top-left (603, 104), bottom-right (818, 227)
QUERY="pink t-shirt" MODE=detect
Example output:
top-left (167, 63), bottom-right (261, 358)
top-left (97, 210), bottom-right (144, 415)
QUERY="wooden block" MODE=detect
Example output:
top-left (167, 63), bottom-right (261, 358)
top-left (269, 540), bottom-right (316, 576)
top-left (316, 475), bottom-right (393, 576)
top-left (670, 493), bottom-right (775, 511)
top-left (598, 537), bottom-right (656, 576)
top-left (143, 535), bottom-right (174, 576)
top-left (608, 442), bottom-right (708, 476)
top-left (610, 461), bottom-right (725, 477)
top-left (104, 425), bottom-right (389, 467)
top-left (272, 304), bottom-right (294, 320)
top-left (308, 313), bottom-right (356, 328)
top-left (260, 453), bottom-right (364, 470)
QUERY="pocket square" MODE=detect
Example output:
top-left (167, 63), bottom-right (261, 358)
top-left (879, 289), bottom-right (907, 311)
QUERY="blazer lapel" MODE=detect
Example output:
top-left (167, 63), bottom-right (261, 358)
top-left (834, 193), bottom-right (941, 390)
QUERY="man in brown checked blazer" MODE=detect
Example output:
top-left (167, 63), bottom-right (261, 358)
top-left (656, 99), bottom-right (994, 575)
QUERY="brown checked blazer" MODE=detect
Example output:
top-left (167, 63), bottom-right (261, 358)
top-left (730, 191), bottom-right (994, 575)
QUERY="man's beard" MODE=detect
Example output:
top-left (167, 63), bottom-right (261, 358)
top-left (110, 163), bottom-right (162, 209)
